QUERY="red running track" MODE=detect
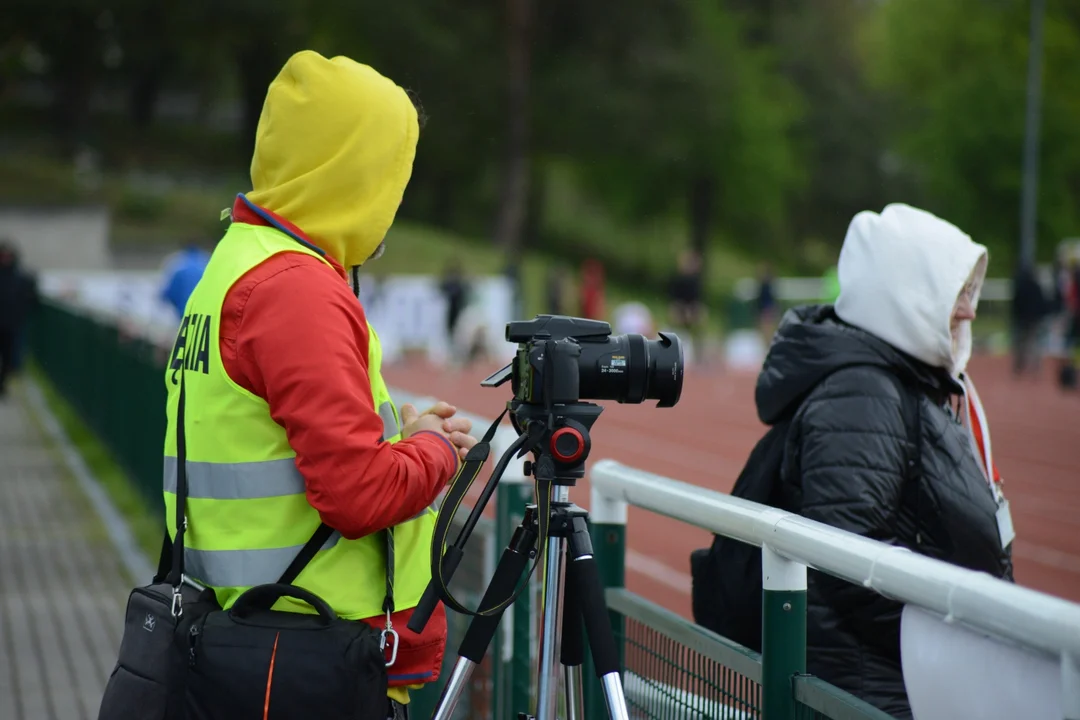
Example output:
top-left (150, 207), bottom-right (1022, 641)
top-left (384, 355), bottom-right (1080, 619)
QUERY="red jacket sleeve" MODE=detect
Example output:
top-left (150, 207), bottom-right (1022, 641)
top-left (232, 259), bottom-right (459, 539)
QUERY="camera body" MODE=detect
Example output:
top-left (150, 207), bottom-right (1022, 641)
top-left (484, 314), bottom-right (684, 409)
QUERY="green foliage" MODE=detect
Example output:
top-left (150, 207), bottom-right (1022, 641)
top-left (864, 0), bottom-right (1080, 269)
top-left (117, 188), bottom-right (168, 222)
top-left (534, 1), bottom-right (803, 253)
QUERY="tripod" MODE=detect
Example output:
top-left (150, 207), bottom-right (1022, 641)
top-left (424, 408), bottom-right (630, 720)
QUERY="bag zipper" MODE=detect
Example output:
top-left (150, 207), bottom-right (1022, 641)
top-left (188, 623), bottom-right (201, 667)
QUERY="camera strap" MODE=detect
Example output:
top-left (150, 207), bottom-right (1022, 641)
top-left (429, 410), bottom-right (551, 618)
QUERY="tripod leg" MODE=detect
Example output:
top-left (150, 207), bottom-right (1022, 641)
top-left (534, 533), bottom-right (568, 720)
top-left (430, 511), bottom-right (538, 720)
top-left (566, 516), bottom-right (630, 720)
top-left (559, 560), bottom-right (585, 720)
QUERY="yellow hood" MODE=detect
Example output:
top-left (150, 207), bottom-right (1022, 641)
top-left (246, 50), bottom-right (419, 268)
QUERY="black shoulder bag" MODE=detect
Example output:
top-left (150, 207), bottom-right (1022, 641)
top-left (180, 535), bottom-right (395, 720)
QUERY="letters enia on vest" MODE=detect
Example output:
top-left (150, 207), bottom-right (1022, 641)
top-left (169, 312), bottom-right (214, 382)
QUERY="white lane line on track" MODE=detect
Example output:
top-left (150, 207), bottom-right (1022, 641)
top-left (626, 549), bottom-right (693, 595)
top-left (1013, 541), bottom-right (1080, 576)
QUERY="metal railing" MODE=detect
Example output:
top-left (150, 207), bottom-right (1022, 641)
top-left (589, 460), bottom-right (1080, 720)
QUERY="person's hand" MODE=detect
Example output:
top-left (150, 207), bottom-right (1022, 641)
top-left (399, 401), bottom-right (455, 440)
top-left (399, 401), bottom-right (478, 461)
top-left (442, 415), bottom-right (478, 461)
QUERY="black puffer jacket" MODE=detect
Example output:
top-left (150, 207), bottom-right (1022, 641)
top-left (756, 306), bottom-right (1013, 719)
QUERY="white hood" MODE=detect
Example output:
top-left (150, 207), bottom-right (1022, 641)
top-left (834, 203), bottom-right (988, 377)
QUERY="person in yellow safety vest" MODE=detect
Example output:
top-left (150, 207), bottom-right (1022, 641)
top-left (161, 50), bottom-right (478, 720)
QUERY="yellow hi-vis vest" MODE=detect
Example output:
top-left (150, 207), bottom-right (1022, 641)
top-left (161, 221), bottom-right (437, 620)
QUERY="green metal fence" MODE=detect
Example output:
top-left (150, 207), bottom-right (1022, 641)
top-left (583, 512), bottom-right (892, 720)
top-left (30, 301), bottom-right (170, 517)
top-left (26, 298), bottom-right (946, 719)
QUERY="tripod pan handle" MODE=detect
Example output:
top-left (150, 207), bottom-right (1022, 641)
top-left (407, 547), bottom-right (465, 634)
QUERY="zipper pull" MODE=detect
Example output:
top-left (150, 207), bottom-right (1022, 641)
top-left (188, 624), bottom-right (200, 666)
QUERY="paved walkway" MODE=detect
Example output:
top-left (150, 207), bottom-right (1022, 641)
top-left (0, 380), bottom-right (132, 720)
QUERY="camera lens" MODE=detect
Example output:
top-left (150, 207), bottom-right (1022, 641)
top-left (646, 332), bottom-right (684, 407)
top-left (577, 331), bottom-right (684, 407)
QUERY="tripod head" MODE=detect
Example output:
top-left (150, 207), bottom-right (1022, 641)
top-left (405, 398), bottom-right (600, 636)
top-left (508, 399), bottom-right (603, 487)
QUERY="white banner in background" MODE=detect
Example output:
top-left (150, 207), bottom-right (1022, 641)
top-left (900, 605), bottom-right (1063, 720)
top-left (357, 273), bottom-right (517, 365)
top-left (39, 269), bottom-right (519, 363)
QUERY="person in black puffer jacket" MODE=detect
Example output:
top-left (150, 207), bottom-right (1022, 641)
top-left (755, 204), bottom-right (1015, 719)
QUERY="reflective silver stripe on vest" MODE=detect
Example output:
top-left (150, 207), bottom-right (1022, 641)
top-left (379, 401), bottom-right (399, 438)
top-left (163, 457), bottom-right (305, 499)
top-left (184, 530), bottom-right (342, 588)
top-left (165, 405), bottom-right (399, 495)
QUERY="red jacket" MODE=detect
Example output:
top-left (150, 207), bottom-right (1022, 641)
top-left (219, 196), bottom-right (452, 685)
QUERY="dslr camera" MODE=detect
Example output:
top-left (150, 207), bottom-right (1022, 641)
top-left (483, 314), bottom-right (684, 408)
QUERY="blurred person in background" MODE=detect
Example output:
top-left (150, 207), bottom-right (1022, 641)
top-left (756, 262), bottom-right (778, 343)
top-left (612, 300), bottom-right (656, 337)
top-left (448, 298), bottom-right (491, 369)
top-left (667, 249), bottom-right (707, 363)
top-left (752, 204), bottom-right (1013, 718)
top-left (0, 241), bottom-right (37, 397)
top-left (439, 258), bottom-right (469, 343)
top-left (161, 50), bottom-right (477, 719)
top-left (545, 264), bottom-right (567, 315)
top-left (1053, 245), bottom-right (1079, 389)
top-left (503, 260), bottom-right (523, 320)
top-left (159, 240), bottom-right (212, 320)
top-left (579, 257), bottom-right (606, 320)
top-left (1010, 260), bottom-right (1048, 379)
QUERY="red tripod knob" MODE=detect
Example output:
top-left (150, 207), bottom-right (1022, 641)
top-left (550, 427), bottom-right (585, 464)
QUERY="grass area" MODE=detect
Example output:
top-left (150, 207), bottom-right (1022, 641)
top-left (27, 364), bottom-right (162, 563)
top-left (0, 151), bottom-right (238, 247)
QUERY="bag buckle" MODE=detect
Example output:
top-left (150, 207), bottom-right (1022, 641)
top-left (380, 610), bottom-right (398, 667)
top-left (171, 582), bottom-right (184, 619)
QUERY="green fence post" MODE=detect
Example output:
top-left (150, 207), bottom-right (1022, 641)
top-left (761, 544), bottom-right (807, 720)
top-left (495, 471), bottom-right (535, 720)
top-left (584, 483), bottom-right (627, 720)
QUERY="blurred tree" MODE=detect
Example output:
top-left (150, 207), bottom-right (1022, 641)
top-left (770, 0), bottom-right (895, 252)
top-left (4, 0), bottom-right (111, 158)
top-left (535, 0), bottom-right (803, 267)
top-left (864, 0), bottom-right (1080, 268)
top-left (112, 0), bottom-right (174, 129)
top-left (305, 0), bottom-right (505, 235)
top-left (492, 0), bottom-right (534, 257)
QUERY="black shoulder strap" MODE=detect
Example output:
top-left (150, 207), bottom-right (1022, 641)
top-left (157, 372), bottom-right (189, 587)
top-left (886, 370), bottom-right (923, 484)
